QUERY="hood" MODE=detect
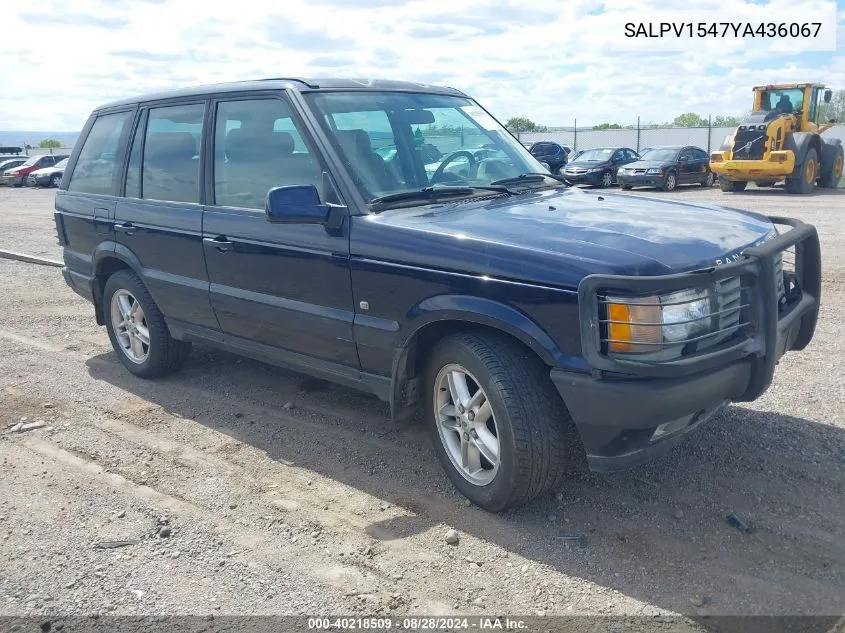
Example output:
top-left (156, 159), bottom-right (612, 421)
top-left (622, 160), bottom-right (673, 169)
top-left (352, 187), bottom-right (774, 289)
top-left (565, 160), bottom-right (610, 169)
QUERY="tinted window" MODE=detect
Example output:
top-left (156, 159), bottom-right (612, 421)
top-left (140, 104), bottom-right (204, 203)
top-left (693, 148), bottom-right (709, 160)
top-left (68, 111), bottom-right (132, 195)
top-left (530, 143), bottom-right (548, 155)
top-left (679, 150), bottom-right (692, 161)
top-left (625, 149), bottom-right (639, 160)
top-left (213, 98), bottom-right (322, 210)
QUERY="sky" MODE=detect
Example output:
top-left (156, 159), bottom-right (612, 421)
top-left (0, 0), bottom-right (843, 133)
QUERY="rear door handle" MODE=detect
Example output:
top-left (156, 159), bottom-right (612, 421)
top-left (114, 222), bottom-right (136, 235)
top-left (203, 236), bottom-right (233, 252)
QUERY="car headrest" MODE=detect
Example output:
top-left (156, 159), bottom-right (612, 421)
top-left (336, 129), bottom-right (373, 155)
top-left (145, 132), bottom-right (197, 164)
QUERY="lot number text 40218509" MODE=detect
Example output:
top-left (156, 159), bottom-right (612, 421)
top-left (625, 22), bottom-right (823, 38)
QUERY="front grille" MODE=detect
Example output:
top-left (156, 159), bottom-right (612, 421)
top-left (731, 125), bottom-right (767, 160)
top-left (705, 276), bottom-right (743, 349)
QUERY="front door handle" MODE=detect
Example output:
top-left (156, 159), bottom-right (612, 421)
top-left (114, 222), bottom-right (136, 236)
top-left (203, 236), bottom-right (233, 252)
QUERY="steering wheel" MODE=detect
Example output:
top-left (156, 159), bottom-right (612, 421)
top-left (430, 150), bottom-right (477, 184)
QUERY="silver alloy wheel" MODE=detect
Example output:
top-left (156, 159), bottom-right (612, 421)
top-left (705, 172), bottom-right (714, 187)
top-left (602, 172), bottom-right (613, 187)
top-left (110, 289), bottom-right (150, 364)
top-left (434, 364), bottom-right (500, 485)
top-left (51, 174), bottom-right (61, 187)
top-left (666, 173), bottom-right (676, 190)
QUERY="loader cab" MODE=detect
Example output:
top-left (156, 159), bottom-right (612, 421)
top-left (753, 83), bottom-right (831, 132)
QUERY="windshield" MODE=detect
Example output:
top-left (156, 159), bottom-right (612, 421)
top-left (305, 91), bottom-right (553, 205)
top-left (55, 158), bottom-right (69, 169)
top-left (20, 156), bottom-right (40, 167)
top-left (638, 149), bottom-right (679, 162)
top-left (759, 88), bottom-right (804, 114)
top-left (571, 148), bottom-right (614, 162)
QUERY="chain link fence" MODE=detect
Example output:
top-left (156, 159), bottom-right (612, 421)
top-left (518, 122), bottom-right (845, 154)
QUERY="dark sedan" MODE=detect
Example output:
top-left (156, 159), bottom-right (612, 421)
top-left (617, 145), bottom-right (715, 191)
top-left (528, 141), bottom-right (569, 173)
top-left (561, 147), bottom-right (639, 187)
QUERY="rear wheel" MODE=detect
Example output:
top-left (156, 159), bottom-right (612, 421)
top-left (720, 179), bottom-right (747, 192)
top-left (819, 144), bottom-right (843, 188)
top-left (424, 332), bottom-right (577, 511)
top-left (701, 172), bottom-right (715, 187)
top-left (785, 148), bottom-right (818, 194)
top-left (103, 270), bottom-right (191, 378)
top-left (660, 171), bottom-right (677, 191)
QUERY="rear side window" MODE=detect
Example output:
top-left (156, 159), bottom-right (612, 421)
top-left (68, 111), bottom-right (132, 195)
top-left (128, 103), bottom-right (204, 204)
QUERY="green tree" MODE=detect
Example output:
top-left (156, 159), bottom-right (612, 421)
top-left (39, 139), bottom-right (62, 149)
top-left (593, 123), bottom-right (623, 130)
top-left (504, 116), bottom-right (538, 133)
top-left (713, 115), bottom-right (741, 127)
top-left (818, 89), bottom-right (845, 123)
top-left (672, 112), bottom-right (708, 127)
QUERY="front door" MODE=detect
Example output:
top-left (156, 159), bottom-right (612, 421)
top-left (202, 95), bottom-right (358, 367)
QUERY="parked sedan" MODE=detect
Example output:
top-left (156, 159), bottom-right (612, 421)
top-left (617, 145), bottom-right (715, 192)
top-left (561, 146), bottom-right (639, 187)
top-left (2, 154), bottom-right (68, 187)
top-left (26, 158), bottom-right (69, 188)
top-left (528, 141), bottom-right (569, 173)
top-left (0, 157), bottom-right (28, 181)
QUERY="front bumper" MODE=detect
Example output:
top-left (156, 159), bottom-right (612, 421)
top-left (562, 170), bottom-right (604, 185)
top-left (710, 154), bottom-right (794, 180)
top-left (616, 173), bottom-right (665, 187)
top-left (1, 174), bottom-right (24, 186)
top-left (554, 216), bottom-right (821, 471)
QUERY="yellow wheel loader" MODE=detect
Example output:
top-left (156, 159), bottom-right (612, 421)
top-left (710, 83), bottom-right (843, 193)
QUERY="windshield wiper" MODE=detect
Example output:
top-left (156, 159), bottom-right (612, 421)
top-left (369, 185), bottom-right (516, 211)
top-left (491, 172), bottom-right (571, 186)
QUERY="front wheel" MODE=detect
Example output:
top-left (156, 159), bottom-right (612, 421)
top-left (103, 270), bottom-right (191, 378)
top-left (701, 172), bottom-right (715, 187)
top-left (720, 179), bottom-right (747, 192)
top-left (785, 147), bottom-right (818, 194)
top-left (425, 332), bottom-right (577, 511)
top-left (600, 171), bottom-right (614, 188)
top-left (50, 173), bottom-right (62, 187)
top-left (660, 171), bottom-right (677, 191)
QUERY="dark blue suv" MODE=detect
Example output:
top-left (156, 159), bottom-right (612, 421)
top-left (55, 78), bottom-right (821, 511)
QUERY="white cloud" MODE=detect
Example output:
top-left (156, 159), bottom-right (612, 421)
top-left (0, 0), bottom-right (842, 132)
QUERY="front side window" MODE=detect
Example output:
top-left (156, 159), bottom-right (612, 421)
top-left (67, 111), bottom-right (132, 195)
top-left (306, 91), bottom-right (549, 206)
top-left (139, 104), bottom-right (204, 203)
top-left (213, 98), bottom-right (322, 210)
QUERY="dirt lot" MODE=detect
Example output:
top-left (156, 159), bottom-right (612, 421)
top-left (0, 184), bottom-right (843, 627)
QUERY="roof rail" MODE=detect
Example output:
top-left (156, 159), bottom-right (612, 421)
top-left (256, 77), bottom-right (320, 88)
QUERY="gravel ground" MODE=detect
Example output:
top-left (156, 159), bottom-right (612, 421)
top-left (0, 184), bottom-right (843, 625)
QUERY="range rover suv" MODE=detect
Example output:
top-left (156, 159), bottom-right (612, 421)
top-left (55, 78), bottom-right (821, 511)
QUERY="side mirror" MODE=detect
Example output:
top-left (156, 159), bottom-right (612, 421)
top-left (265, 185), bottom-right (329, 225)
top-left (823, 89), bottom-right (832, 103)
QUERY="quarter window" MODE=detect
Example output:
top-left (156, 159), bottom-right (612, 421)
top-left (67, 111), bottom-right (132, 195)
top-left (213, 98), bottom-right (322, 210)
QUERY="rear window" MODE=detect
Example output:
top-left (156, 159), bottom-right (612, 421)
top-left (67, 111), bottom-right (132, 195)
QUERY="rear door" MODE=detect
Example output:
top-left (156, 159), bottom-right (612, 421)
top-left (116, 101), bottom-right (219, 331)
top-left (202, 94), bottom-right (358, 367)
top-left (678, 148), bottom-right (697, 183)
top-left (57, 109), bottom-right (134, 280)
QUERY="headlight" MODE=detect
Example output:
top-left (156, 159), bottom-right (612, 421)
top-left (646, 168), bottom-right (663, 175)
top-left (605, 288), bottom-right (712, 354)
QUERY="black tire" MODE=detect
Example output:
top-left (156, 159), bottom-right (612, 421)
top-left (701, 171), bottom-right (715, 187)
top-left (103, 270), bottom-right (191, 378)
top-left (424, 331), bottom-right (579, 511)
top-left (50, 173), bottom-right (62, 188)
top-left (785, 147), bottom-right (818, 194)
top-left (819, 143), bottom-right (843, 188)
top-left (719, 179), bottom-right (747, 192)
top-left (660, 171), bottom-right (677, 191)
top-left (599, 171), bottom-right (614, 188)
top-left (621, 184), bottom-right (633, 190)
